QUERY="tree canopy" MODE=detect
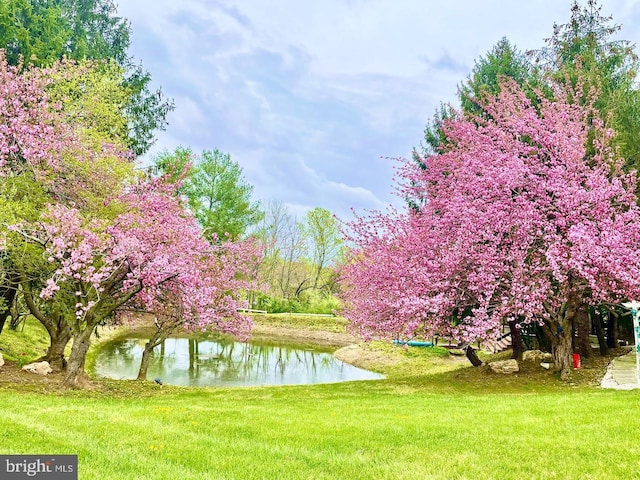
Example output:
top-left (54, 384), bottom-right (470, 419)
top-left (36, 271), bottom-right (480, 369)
top-left (531, 0), bottom-right (640, 171)
top-left (155, 147), bottom-right (264, 241)
top-left (0, 54), bottom-right (258, 387)
top-left (0, 0), bottom-right (173, 155)
top-left (342, 77), bottom-right (640, 378)
top-left (419, 37), bottom-right (537, 157)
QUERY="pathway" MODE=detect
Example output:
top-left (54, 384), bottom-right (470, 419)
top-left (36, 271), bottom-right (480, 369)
top-left (600, 349), bottom-right (639, 390)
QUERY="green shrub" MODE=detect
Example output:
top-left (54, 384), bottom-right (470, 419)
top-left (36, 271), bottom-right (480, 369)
top-left (251, 292), bottom-right (341, 314)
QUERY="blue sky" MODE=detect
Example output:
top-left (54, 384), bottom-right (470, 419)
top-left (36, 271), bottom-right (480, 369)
top-left (116, 0), bottom-right (640, 221)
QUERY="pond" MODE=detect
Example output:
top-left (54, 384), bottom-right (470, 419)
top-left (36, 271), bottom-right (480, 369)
top-left (94, 336), bottom-right (384, 387)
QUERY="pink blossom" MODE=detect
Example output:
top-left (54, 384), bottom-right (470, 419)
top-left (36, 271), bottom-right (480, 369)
top-left (342, 78), bottom-right (640, 346)
top-left (31, 177), bottom-right (262, 338)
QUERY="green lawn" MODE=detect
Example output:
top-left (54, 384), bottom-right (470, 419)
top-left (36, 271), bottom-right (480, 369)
top-left (2, 382), bottom-right (639, 479)
top-left (250, 312), bottom-right (350, 333)
top-left (0, 317), bottom-right (50, 365)
top-left (1, 318), bottom-right (639, 479)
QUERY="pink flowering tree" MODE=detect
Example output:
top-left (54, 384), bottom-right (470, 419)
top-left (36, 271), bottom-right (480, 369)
top-left (117, 181), bottom-right (262, 381)
top-left (0, 51), bottom-right (75, 335)
top-left (0, 52), bottom-right (137, 364)
top-left (0, 53), bottom-right (260, 385)
top-left (342, 78), bottom-right (640, 378)
top-left (15, 177), bottom-right (261, 387)
top-left (133, 235), bottom-right (261, 381)
top-left (0, 53), bottom-right (131, 198)
top-left (0, 57), bottom-right (72, 178)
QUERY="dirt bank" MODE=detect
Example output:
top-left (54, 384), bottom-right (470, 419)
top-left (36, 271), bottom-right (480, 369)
top-left (251, 323), bottom-right (358, 347)
top-left (333, 343), bottom-right (403, 370)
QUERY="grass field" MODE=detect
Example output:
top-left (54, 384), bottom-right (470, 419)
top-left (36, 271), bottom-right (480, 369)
top-left (0, 317), bottom-right (50, 365)
top-left (1, 317), bottom-right (640, 479)
top-left (250, 312), bottom-right (350, 333)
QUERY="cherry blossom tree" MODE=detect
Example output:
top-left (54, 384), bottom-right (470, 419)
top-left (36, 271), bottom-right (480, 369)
top-left (0, 54), bottom-right (73, 179)
top-left (0, 52), bottom-right (136, 366)
top-left (0, 54), bottom-right (260, 385)
top-left (134, 236), bottom-right (261, 381)
top-left (342, 78), bottom-right (640, 379)
top-left (122, 178), bottom-right (261, 380)
top-left (0, 53), bottom-right (256, 388)
top-left (16, 177), bottom-right (260, 388)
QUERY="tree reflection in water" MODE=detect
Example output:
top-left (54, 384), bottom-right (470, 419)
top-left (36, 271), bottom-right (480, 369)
top-left (94, 336), bottom-right (383, 387)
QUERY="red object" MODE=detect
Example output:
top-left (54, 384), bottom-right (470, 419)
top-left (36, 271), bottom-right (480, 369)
top-left (572, 353), bottom-right (581, 369)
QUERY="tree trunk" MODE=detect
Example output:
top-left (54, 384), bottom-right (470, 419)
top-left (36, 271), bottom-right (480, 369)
top-left (63, 328), bottom-right (94, 388)
top-left (189, 338), bottom-right (196, 372)
top-left (464, 345), bottom-right (483, 367)
top-left (553, 335), bottom-right (573, 380)
top-left (508, 320), bottom-right (526, 360)
top-left (0, 272), bottom-right (19, 335)
top-left (593, 309), bottom-right (609, 356)
top-left (20, 277), bottom-right (73, 368)
top-left (137, 321), bottom-right (173, 381)
top-left (606, 310), bottom-right (618, 349)
top-left (546, 297), bottom-right (578, 380)
top-left (137, 342), bottom-right (155, 381)
top-left (42, 326), bottom-right (72, 371)
top-left (137, 332), bottom-right (165, 381)
top-left (574, 303), bottom-right (592, 359)
top-left (32, 312), bottom-right (73, 371)
top-left (550, 325), bottom-right (573, 380)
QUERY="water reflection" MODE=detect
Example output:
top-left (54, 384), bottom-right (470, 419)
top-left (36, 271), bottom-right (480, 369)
top-left (94, 337), bottom-right (384, 387)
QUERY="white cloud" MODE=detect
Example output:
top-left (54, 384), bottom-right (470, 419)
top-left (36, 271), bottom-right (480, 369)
top-left (116, 0), bottom-right (640, 222)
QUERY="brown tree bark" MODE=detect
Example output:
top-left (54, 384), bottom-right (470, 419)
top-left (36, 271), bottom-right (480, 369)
top-left (41, 324), bottom-right (72, 371)
top-left (21, 278), bottom-right (72, 370)
top-left (137, 341), bottom-right (155, 381)
top-left (464, 345), bottom-right (483, 367)
top-left (544, 296), bottom-right (580, 380)
top-left (508, 320), bottom-right (526, 360)
top-left (552, 330), bottom-right (573, 380)
top-left (137, 331), bottom-right (168, 381)
top-left (188, 338), bottom-right (196, 372)
top-left (0, 272), bottom-right (19, 335)
top-left (545, 296), bottom-right (578, 380)
top-left (592, 308), bottom-right (609, 356)
top-left (63, 327), bottom-right (94, 388)
top-left (574, 303), bottom-right (592, 359)
top-left (137, 314), bottom-right (178, 381)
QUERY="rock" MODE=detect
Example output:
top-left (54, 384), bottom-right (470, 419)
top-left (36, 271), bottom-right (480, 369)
top-left (540, 362), bottom-right (553, 370)
top-left (523, 350), bottom-right (544, 363)
top-left (489, 359), bottom-right (519, 374)
top-left (22, 361), bottom-right (52, 375)
top-left (0, 352), bottom-right (4, 368)
top-left (522, 350), bottom-right (543, 362)
top-left (522, 350), bottom-right (553, 363)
